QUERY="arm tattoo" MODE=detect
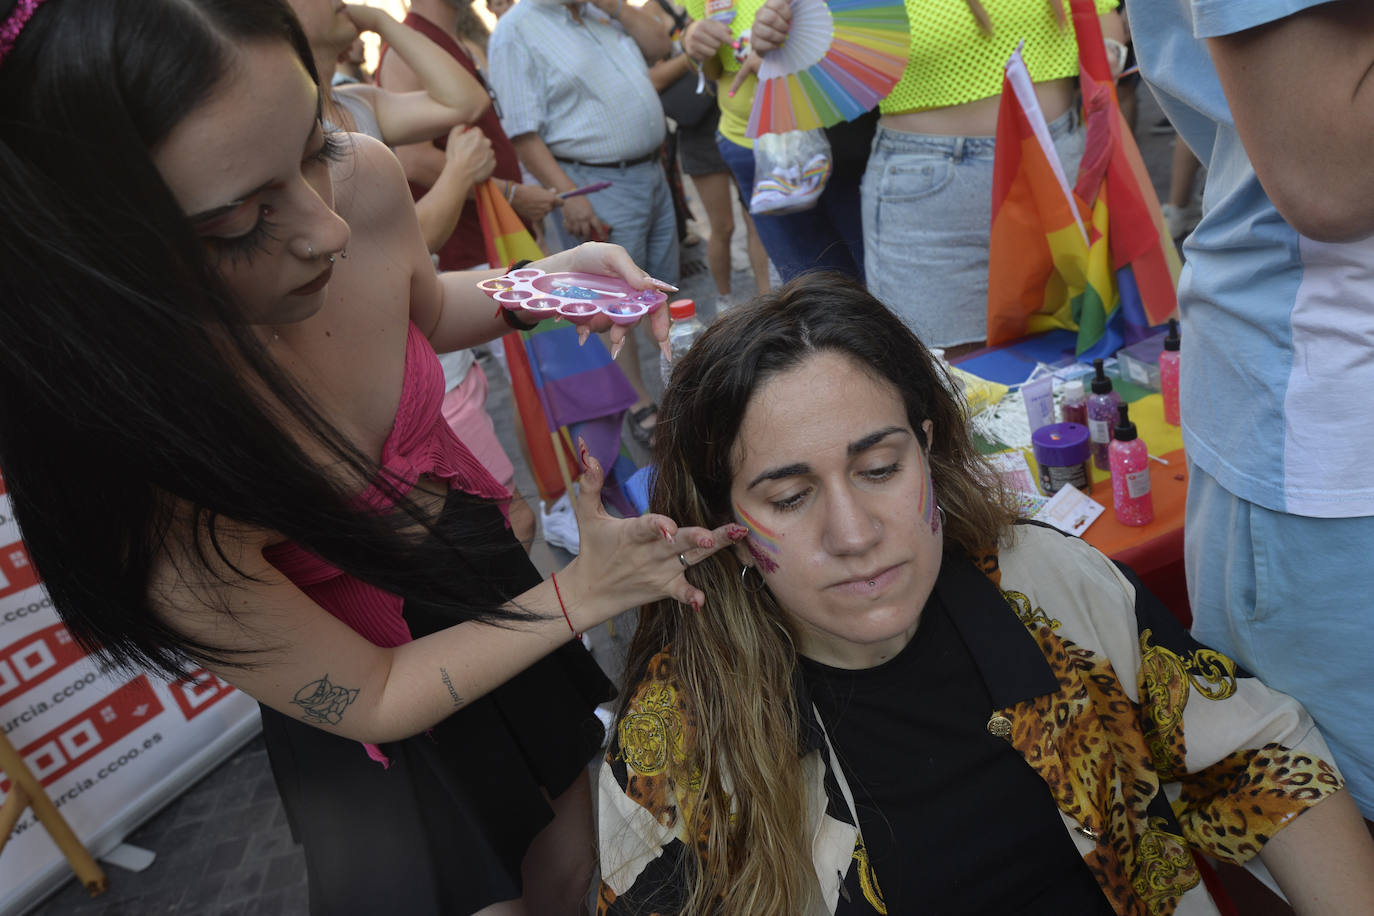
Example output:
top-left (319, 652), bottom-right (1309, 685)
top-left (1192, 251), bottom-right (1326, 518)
top-left (291, 674), bottom-right (359, 726)
top-left (439, 667), bottom-right (465, 709)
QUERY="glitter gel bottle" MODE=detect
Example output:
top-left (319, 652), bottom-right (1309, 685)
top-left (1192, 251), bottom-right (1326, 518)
top-left (1160, 319), bottom-right (1181, 427)
top-left (1086, 358), bottom-right (1120, 471)
top-left (1109, 403), bottom-right (1153, 526)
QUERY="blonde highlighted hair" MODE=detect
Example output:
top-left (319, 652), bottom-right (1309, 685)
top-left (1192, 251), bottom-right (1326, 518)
top-left (617, 273), bottom-right (1017, 914)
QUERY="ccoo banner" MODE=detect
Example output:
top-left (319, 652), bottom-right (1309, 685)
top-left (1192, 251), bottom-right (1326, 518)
top-left (0, 474), bottom-right (260, 915)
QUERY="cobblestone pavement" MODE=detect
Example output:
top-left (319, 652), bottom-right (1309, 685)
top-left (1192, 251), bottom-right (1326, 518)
top-left (29, 88), bottom-right (1215, 915)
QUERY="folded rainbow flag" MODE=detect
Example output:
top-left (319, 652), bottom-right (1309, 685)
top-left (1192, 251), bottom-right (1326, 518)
top-left (988, 0), bottom-right (1178, 359)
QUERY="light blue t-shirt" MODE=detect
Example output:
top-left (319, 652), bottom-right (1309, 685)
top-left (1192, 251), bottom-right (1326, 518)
top-left (1132, 0), bottom-right (1374, 517)
top-left (488, 0), bottom-right (666, 163)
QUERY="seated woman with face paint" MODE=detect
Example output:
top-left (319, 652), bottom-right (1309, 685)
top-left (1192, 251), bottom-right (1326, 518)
top-left (596, 273), bottom-right (1374, 916)
top-left (0, 1), bottom-right (745, 914)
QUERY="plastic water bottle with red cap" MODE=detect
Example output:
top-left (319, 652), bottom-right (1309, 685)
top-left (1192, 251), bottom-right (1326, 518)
top-left (660, 299), bottom-right (708, 388)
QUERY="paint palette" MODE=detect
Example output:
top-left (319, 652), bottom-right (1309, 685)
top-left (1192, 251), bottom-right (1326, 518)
top-left (476, 268), bottom-right (667, 326)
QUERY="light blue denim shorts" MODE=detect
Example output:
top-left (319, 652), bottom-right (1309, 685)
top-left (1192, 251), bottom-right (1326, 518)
top-left (861, 107), bottom-right (1083, 349)
top-left (1186, 461), bottom-right (1374, 817)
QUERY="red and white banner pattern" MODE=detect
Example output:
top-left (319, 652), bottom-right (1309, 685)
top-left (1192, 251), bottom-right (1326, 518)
top-left (0, 475), bottom-right (260, 914)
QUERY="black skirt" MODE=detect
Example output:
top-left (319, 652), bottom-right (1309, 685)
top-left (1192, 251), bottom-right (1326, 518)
top-left (261, 496), bottom-right (616, 915)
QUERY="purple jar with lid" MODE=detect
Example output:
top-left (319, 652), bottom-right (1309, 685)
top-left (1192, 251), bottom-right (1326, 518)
top-left (1031, 422), bottom-right (1092, 495)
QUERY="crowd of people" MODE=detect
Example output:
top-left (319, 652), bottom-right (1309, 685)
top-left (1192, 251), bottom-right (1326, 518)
top-left (3, 0), bottom-right (1374, 914)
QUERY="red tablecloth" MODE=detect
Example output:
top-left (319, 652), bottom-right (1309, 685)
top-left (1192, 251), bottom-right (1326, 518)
top-left (1082, 448), bottom-right (1190, 625)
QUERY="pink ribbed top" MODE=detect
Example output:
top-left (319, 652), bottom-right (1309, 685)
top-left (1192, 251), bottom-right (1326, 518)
top-left (264, 323), bottom-right (511, 649)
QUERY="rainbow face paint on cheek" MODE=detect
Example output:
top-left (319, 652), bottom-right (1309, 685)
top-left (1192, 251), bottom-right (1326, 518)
top-left (746, 539), bottom-right (779, 574)
top-left (734, 503), bottom-right (780, 574)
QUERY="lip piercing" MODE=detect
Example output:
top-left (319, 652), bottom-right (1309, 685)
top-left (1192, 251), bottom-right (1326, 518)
top-left (306, 244), bottom-right (314, 258)
top-left (868, 579), bottom-right (875, 587)
top-left (678, 553), bottom-right (690, 569)
top-left (327, 253), bottom-right (335, 264)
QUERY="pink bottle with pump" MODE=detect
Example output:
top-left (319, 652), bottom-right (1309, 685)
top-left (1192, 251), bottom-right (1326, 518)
top-left (1109, 403), bottom-right (1153, 526)
top-left (1159, 318), bottom-right (1181, 427)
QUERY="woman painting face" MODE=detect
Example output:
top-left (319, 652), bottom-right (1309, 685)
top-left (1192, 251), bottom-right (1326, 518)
top-left (729, 351), bottom-right (944, 669)
top-left (152, 41), bottom-right (350, 326)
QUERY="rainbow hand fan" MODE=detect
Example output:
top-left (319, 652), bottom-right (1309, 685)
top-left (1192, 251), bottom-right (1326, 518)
top-left (746, 0), bottom-right (909, 138)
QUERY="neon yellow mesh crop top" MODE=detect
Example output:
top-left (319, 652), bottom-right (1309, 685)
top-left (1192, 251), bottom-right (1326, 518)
top-left (884, 0), bottom-right (1118, 114)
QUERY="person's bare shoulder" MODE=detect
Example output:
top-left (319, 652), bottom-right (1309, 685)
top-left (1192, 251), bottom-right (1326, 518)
top-left (147, 500), bottom-right (282, 641)
top-left (330, 132), bottom-right (409, 218)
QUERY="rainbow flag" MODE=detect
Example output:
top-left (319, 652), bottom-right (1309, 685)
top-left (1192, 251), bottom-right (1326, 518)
top-left (987, 0), bottom-right (1178, 359)
top-left (475, 181), bottom-right (639, 510)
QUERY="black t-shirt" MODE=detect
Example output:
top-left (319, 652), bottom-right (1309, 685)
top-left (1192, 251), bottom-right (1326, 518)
top-left (800, 594), bottom-right (1116, 915)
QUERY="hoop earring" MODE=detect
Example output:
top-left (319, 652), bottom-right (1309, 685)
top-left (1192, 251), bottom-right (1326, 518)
top-left (740, 564), bottom-right (768, 594)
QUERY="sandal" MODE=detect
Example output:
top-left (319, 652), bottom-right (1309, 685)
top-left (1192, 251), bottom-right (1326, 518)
top-left (628, 403), bottom-right (658, 448)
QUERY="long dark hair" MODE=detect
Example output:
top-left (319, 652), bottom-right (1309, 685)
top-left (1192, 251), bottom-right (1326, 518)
top-left (615, 273), bottom-right (1016, 913)
top-left (0, 0), bottom-right (527, 678)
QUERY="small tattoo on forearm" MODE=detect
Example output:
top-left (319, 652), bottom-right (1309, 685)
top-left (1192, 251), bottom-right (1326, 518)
top-left (291, 673), bottom-right (358, 725)
top-left (439, 667), bottom-right (464, 709)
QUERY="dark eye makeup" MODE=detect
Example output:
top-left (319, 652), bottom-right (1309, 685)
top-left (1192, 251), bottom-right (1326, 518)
top-left (203, 129), bottom-right (346, 266)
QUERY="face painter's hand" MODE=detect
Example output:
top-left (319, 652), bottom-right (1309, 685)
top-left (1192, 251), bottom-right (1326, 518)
top-left (555, 441), bottom-right (747, 619)
top-left (531, 243), bottom-right (676, 352)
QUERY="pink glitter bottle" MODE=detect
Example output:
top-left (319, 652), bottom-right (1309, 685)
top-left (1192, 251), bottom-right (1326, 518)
top-left (1159, 318), bottom-right (1181, 427)
top-left (1109, 403), bottom-right (1154, 526)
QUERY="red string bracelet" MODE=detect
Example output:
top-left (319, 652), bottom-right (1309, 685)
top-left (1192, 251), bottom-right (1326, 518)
top-left (551, 572), bottom-right (579, 639)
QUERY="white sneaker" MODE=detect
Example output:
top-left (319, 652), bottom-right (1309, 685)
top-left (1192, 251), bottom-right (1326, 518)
top-left (715, 294), bottom-right (734, 317)
top-left (539, 491), bottom-right (580, 554)
top-left (1162, 202), bottom-right (1201, 239)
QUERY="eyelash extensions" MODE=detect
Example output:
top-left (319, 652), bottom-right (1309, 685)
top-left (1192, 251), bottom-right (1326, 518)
top-left (206, 130), bottom-right (347, 265)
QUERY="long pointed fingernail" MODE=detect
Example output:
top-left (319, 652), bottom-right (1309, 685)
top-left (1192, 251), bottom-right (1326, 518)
top-left (649, 277), bottom-right (679, 291)
top-left (610, 340), bottom-right (624, 360)
top-left (727, 524), bottom-right (748, 540)
top-left (660, 525), bottom-right (674, 542)
top-left (660, 340), bottom-right (673, 362)
top-left (690, 596), bottom-right (703, 613)
top-left (577, 326), bottom-right (590, 346)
